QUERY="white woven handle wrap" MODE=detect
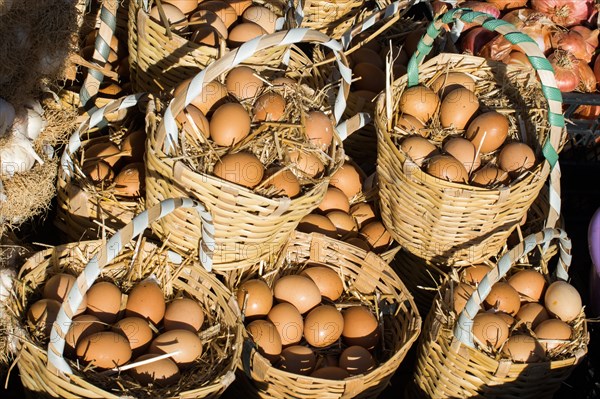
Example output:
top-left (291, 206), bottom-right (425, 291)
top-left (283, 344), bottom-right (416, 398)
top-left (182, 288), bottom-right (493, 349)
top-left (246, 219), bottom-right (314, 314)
top-left (454, 228), bottom-right (572, 348)
top-left (47, 198), bottom-right (215, 375)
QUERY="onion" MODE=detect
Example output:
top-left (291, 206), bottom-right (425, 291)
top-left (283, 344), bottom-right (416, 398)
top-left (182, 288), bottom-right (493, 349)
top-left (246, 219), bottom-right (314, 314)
top-left (570, 26), bottom-right (599, 56)
top-left (577, 61), bottom-right (597, 93)
top-left (573, 104), bottom-right (600, 119)
top-left (459, 2), bottom-right (500, 30)
top-left (0, 98), bottom-right (15, 138)
top-left (549, 50), bottom-right (581, 92)
top-left (531, 0), bottom-right (594, 27)
top-left (507, 51), bottom-right (533, 69)
top-left (503, 9), bottom-right (556, 53)
top-left (594, 55), bottom-right (600, 88)
top-left (459, 27), bottom-right (497, 55)
top-left (485, 0), bottom-right (528, 11)
top-left (552, 30), bottom-right (594, 63)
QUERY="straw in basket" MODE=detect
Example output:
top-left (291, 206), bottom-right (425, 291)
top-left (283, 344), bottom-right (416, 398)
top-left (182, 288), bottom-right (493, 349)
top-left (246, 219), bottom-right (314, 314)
top-left (11, 198), bottom-right (244, 398)
top-left (375, 8), bottom-right (566, 265)
top-left (232, 230), bottom-right (421, 399)
top-left (409, 228), bottom-right (588, 398)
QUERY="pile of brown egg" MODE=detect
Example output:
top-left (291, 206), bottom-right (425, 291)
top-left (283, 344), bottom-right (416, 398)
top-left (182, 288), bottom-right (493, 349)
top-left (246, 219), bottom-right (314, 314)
top-left (27, 273), bottom-right (208, 387)
top-left (453, 264), bottom-right (583, 362)
top-left (237, 265), bottom-right (382, 379)
top-left (396, 72), bottom-right (538, 187)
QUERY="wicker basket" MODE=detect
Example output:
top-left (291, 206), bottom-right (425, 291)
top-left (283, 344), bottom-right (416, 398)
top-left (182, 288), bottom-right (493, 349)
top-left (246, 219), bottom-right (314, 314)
top-left (409, 228), bottom-right (589, 398)
top-left (128, 0), bottom-right (289, 93)
top-left (12, 198), bottom-right (243, 398)
top-left (375, 9), bottom-right (566, 265)
top-left (234, 230), bottom-right (421, 399)
top-left (146, 29), bottom-right (353, 281)
top-left (54, 94), bottom-right (153, 241)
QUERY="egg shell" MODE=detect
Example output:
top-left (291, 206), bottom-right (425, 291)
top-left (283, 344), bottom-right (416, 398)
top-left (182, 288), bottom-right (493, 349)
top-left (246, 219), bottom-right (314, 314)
top-left (125, 281), bottom-right (166, 325)
top-left (267, 303), bottom-right (304, 346)
top-left (197, 1), bottom-right (237, 27)
top-left (64, 315), bottom-right (105, 357)
top-left (129, 354), bottom-right (181, 387)
top-left (178, 80), bottom-right (228, 115)
top-left (534, 319), bottom-right (572, 350)
top-left (430, 72), bottom-right (476, 98)
top-left (303, 305), bottom-right (344, 347)
top-left (120, 130), bottom-right (146, 162)
top-left (273, 275), bottom-right (321, 314)
top-left (228, 22), bottom-right (267, 47)
top-left (297, 214), bottom-right (338, 238)
top-left (353, 62), bottom-right (386, 93)
top-left (242, 5), bottom-right (278, 34)
top-left (288, 150), bottom-right (324, 178)
top-left (325, 211), bottom-right (358, 238)
top-left (114, 162), bottom-right (145, 197)
top-left (350, 47), bottom-right (384, 70)
top-left (213, 152), bottom-right (264, 188)
top-left (399, 86), bottom-right (439, 123)
top-left (360, 221), bottom-right (391, 251)
top-left (466, 111), bottom-right (509, 154)
top-left (305, 111), bottom-right (334, 151)
top-left (236, 279), bottom-right (273, 318)
top-left (350, 202), bottom-right (376, 228)
top-left (189, 10), bottom-right (228, 40)
top-left (84, 142), bottom-right (121, 167)
top-left (149, 4), bottom-right (187, 29)
top-left (310, 366), bottom-right (350, 380)
top-left (502, 335), bottom-right (545, 363)
top-left (27, 299), bottom-right (61, 338)
top-left (253, 92), bottom-right (286, 122)
top-left (247, 319), bottom-right (282, 362)
top-left (164, 298), bottom-right (205, 332)
top-left (83, 161), bottom-right (114, 184)
top-left (439, 88), bottom-right (479, 130)
top-left (400, 136), bottom-right (438, 167)
top-left (330, 162), bottom-right (363, 199)
top-left (471, 164), bottom-right (510, 187)
top-left (226, 66), bottom-right (263, 100)
top-left (301, 265), bottom-right (344, 302)
top-left (453, 283), bottom-right (475, 314)
top-left (226, 0), bottom-right (253, 15)
top-left (278, 345), bottom-right (316, 375)
top-left (484, 282), bottom-right (521, 316)
top-left (516, 302), bottom-right (549, 329)
top-left (544, 281), bottom-right (582, 322)
top-left (345, 237), bottom-right (371, 251)
top-left (462, 264), bottom-right (492, 286)
top-left (177, 104), bottom-right (211, 140)
top-left (342, 306), bottom-right (380, 350)
top-left (443, 137), bottom-right (481, 174)
top-left (76, 331), bottom-right (132, 369)
top-left (318, 187), bottom-right (350, 213)
top-left (396, 114), bottom-right (427, 136)
top-left (165, 0), bottom-right (198, 14)
top-left (426, 155), bottom-right (469, 183)
top-left (114, 317), bottom-right (154, 356)
top-left (339, 345), bottom-right (376, 376)
top-left (43, 273), bottom-right (86, 315)
top-left (508, 270), bottom-right (546, 302)
top-left (498, 142), bottom-right (536, 174)
top-left (191, 24), bottom-right (221, 47)
top-left (262, 168), bottom-right (301, 198)
top-left (496, 312), bottom-right (516, 328)
top-left (210, 102), bottom-right (251, 146)
top-left (472, 312), bottom-right (509, 349)
top-left (149, 329), bottom-right (203, 368)
top-left (86, 281), bottom-right (123, 324)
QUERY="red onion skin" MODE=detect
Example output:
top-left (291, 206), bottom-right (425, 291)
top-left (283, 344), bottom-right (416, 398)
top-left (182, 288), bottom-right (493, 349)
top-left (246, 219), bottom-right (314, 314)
top-left (553, 30), bottom-right (594, 63)
top-left (459, 2), bottom-right (500, 30)
top-left (531, 0), bottom-right (594, 27)
top-left (459, 27), bottom-right (497, 55)
top-left (485, 0), bottom-right (528, 11)
top-left (573, 104), bottom-right (600, 119)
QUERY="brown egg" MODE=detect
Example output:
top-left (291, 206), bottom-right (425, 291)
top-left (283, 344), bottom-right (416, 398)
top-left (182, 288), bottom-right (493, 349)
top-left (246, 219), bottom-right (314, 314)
top-left (345, 237), bottom-right (371, 251)
top-left (149, 329), bottom-right (203, 368)
top-left (85, 142), bottom-right (121, 167)
top-left (191, 24), bottom-right (221, 47)
top-left (179, 80), bottom-right (228, 115)
top-left (466, 111), bottom-right (509, 154)
top-left (330, 162), bottom-right (363, 199)
top-left (453, 283), bottom-right (475, 314)
top-left (242, 5), bottom-right (278, 34)
top-left (64, 315), bottom-right (104, 357)
top-left (43, 273), bottom-right (86, 315)
top-left (439, 88), bottom-right (479, 129)
top-left (226, 0), bottom-right (253, 15)
top-left (396, 114), bottom-right (427, 136)
top-left (267, 303), bottom-right (303, 346)
top-left (484, 282), bottom-right (521, 316)
top-left (339, 346), bottom-right (376, 376)
top-left (351, 47), bottom-right (384, 70)
top-left (353, 63), bottom-right (386, 93)
top-left (472, 312), bottom-right (509, 349)
top-left (304, 305), bottom-right (344, 347)
top-left (350, 202), bottom-right (376, 228)
top-left (165, 0), bottom-right (198, 14)
top-left (502, 335), bottom-right (545, 363)
top-left (86, 281), bottom-right (123, 324)
top-left (125, 281), bottom-right (166, 325)
top-left (278, 345), bottom-right (316, 375)
top-left (120, 130), bottom-right (146, 162)
top-left (177, 105), bottom-right (211, 141)
top-left (149, 4), bottom-right (187, 29)
top-left (228, 22), bottom-right (267, 47)
top-left (236, 279), bottom-right (273, 318)
top-left (288, 150), bottom-right (324, 178)
top-left (399, 86), bottom-right (440, 123)
top-left (297, 214), bottom-right (338, 238)
top-left (318, 187), bottom-right (350, 213)
top-left (83, 161), bottom-right (114, 184)
top-left (430, 72), bottom-right (476, 98)
top-left (534, 319), bottom-right (572, 351)
top-left (197, 1), bottom-right (237, 27)
top-left (246, 320), bottom-right (282, 362)
top-left (342, 306), bottom-right (380, 350)
top-left (210, 102), bottom-right (251, 146)
top-left (113, 317), bottom-right (154, 356)
top-left (253, 92), bottom-right (286, 121)
top-left (426, 155), bottom-right (469, 183)
top-left (76, 331), bottom-right (132, 369)
top-left (544, 281), bottom-right (582, 322)
top-left (443, 137), bottom-right (481, 174)
top-left (226, 66), bottom-right (263, 100)
top-left (301, 266), bottom-right (344, 302)
top-left (462, 264), bottom-right (492, 286)
top-left (273, 275), bottom-right (321, 314)
top-left (129, 354), bottom-right (180, 387)
top-left (262, 168), bottom-right (301, 197)
top-left (213, 152), bottom-right (264, 188)
top-left (508, 270), bottom-right (546, 302)
top-left (27, 299), bottom-right (61, 338)
top-left (471, 164), bottom-right (510, 187)
top-left (310, 366), bottom-right (350, 380)
top-left (516, 303), bottom-right (549, 329)
top-left (400, 136), bottom-right (438, 167)
top-left (497, 312), bottom-right (516, 328)
top-left (498, 142), bottom-right (536, 174)
top-left (189, 10), bottom-right (228, 40)
top-left (326, 211), bottom-right (358, 237)
top-left (360, 221), bottom-right (391, 251)
top-left (305, 111), bottom-right (334, 151)
top-left (164, 298), bottom-right (204, 332)
top-left (114, 162), bottom-right (145, 197)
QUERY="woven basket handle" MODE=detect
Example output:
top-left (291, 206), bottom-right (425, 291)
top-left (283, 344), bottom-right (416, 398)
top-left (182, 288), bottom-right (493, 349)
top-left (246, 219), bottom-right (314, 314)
top-left (156, 28), bottom-right (351, 154)
top-left (79, 0), bottom-right (120, 114)
top-left (454, 228), bottom-right (572, 348)
top-left (46, 197), bottom-right (215, 376)
top-left (406, 8), bottom-right (564, 230)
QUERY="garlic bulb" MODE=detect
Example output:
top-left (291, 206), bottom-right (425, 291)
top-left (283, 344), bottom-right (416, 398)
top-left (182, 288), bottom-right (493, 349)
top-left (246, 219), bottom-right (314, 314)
top-left (0, 135), bottom-right (44, 178)
top-left (0, 267), bottom-right (15, 303)
top-left (11, 100), bottom-right (46, 141)
top-left (0, 98), bottom-right (15, 138)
